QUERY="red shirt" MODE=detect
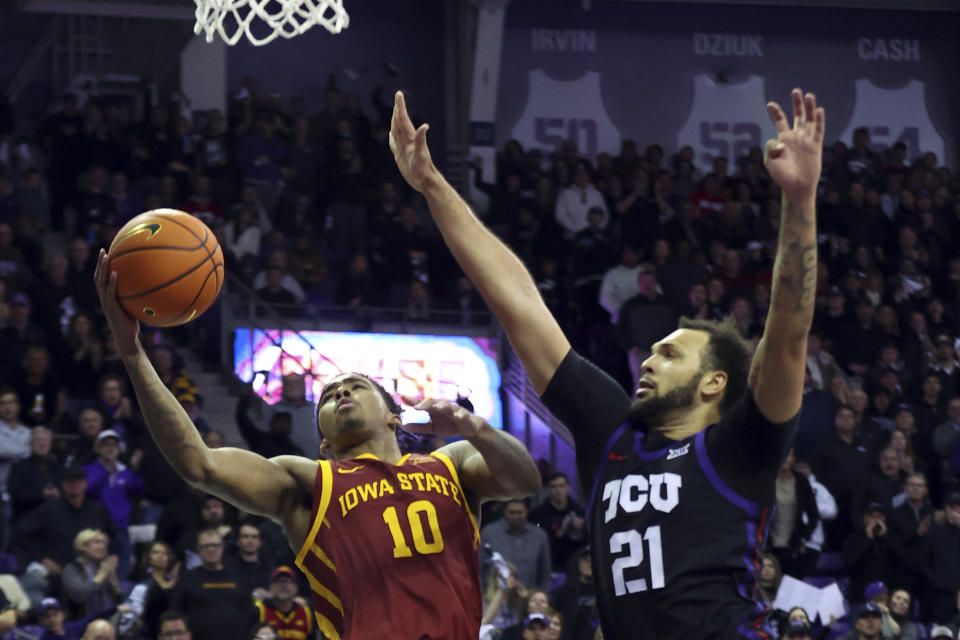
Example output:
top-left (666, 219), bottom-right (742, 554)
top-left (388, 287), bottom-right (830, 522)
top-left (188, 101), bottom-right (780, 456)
top-left (256, 600), bottom-right (313, 640)
top-left (294, 452), bottom-right (481, 640)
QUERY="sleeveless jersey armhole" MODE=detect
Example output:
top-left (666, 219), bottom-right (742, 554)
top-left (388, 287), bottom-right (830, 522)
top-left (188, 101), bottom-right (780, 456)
top-left (295, 459), bottom-right (333, 566)
top-left (430, 450), bottom-right (481, 548)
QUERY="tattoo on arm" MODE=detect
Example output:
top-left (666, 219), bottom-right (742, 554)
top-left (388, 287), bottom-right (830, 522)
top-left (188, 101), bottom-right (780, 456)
top-left (770, 200), bottom-right (817, 316)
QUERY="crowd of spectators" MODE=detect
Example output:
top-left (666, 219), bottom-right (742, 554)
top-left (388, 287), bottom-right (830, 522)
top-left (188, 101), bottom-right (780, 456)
top-left (0, 69), bottom-right (959, 640)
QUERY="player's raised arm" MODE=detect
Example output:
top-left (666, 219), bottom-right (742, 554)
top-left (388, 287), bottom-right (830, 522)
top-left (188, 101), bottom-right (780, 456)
top-left (749, 89), bottom-right (825, 422)
top-left (93, 250), bottom-right (306, 520)
top-left (408, 398), bottom-right (541, 503)
top-left (389, 91), bottom-right (569, 394)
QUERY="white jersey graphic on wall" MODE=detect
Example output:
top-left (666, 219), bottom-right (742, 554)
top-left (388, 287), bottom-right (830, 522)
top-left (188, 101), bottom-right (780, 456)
top-left (511, 69), bottom-right (621, 160)
top-left (676, 74), bottom-right (778, 173)
top-left (838, 78), bottom-right (945, 163)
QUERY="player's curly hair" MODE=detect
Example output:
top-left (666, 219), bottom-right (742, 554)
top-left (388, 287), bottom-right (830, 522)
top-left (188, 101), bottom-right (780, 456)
top-left (677, 316), bottom-right (752, 412)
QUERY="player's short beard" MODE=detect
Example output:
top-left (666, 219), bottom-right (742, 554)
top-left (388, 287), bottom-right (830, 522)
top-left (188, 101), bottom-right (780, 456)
top-left (627, 370), bottom-right (701, 429)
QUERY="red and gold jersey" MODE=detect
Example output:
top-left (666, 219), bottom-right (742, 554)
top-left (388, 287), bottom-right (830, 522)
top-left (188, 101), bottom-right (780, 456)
top-left (294, 452), bottom-right (482, 640)
top-left (255, 600), bottom-right (313, 640)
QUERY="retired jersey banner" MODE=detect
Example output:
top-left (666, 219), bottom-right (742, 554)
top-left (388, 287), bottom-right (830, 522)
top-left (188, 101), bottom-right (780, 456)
top-left (496, 0), bottom-right (960, 169)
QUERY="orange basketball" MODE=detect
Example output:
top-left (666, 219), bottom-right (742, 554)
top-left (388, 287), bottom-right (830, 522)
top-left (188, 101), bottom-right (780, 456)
top-left (108, 209), bottom-right (224, 327)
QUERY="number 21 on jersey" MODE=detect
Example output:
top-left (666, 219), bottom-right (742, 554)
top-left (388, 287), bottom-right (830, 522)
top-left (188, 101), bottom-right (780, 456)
top-left (382, 500), bottom-right (445, 558)
top-left (609, 526), bottom-right (664, 596)
top-left (601, 475), bottom-right (680, 596)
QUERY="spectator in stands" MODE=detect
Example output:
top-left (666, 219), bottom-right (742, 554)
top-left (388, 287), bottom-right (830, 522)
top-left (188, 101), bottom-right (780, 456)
top-left (263, 374), bottom-right (317, 460)
top-left (181, 175), bottom-right (221, 226)
top-left (805, 329), bottom-right (841, 393)
top-left (65, 237), bottom-right (97, 314)
top-left (252, 250), bottom-right (307, 305)
top-left (252, 566), bottom-right (312, 640)
top-left (8, 426), bottom-right (61, 523)
top-left (890, 427), bottom-right (919, 475)
top-left (33, 595), bottom-right (126, 640)
top-left (225, 521), bottom-right (273, 600)
top-left (62, 313), bottom-right (104, 401)
top-left (469, 159), bottom-right (524, 237)
top-left (12, 464), bottom-right (114, 585)
top-left (15, 345), bottom-right (60, 427)
top-left (768, 449), bottom-right (819, 577)
top-left (780, 619), bottom-right (813, 640)
top-left (481, 498), bottom-right (552, 593)
top-left (235, 392), bottom-right (303, 458)
top-left (156, 610), bottom-right (192, 640)
top-left (924, 491), bottom-right (960, 623)
top-left (843, 502), bottom-right (901, 606)
top-left (65, 409), bottom-right (105, 468)
top-left (934, 396), bottom-right (960, 472)
top-left (551, 546), bottom-right (595, 640)
top-left (83, 429), bottom-right (143, 579)
top-left (930, 624), bottom-right (956, 640)
top-left (117, 541), bottom-right (178, 638)
top-left (598, 245), bottom-right (642, 324)
top-left (480, 555), bottom-right (525, 632)
top-left (175, 390), bottom-right (211, 436)
top-left (890, 472), bottom-right (936, 611)
top-left (854, 447), bottom-right (906, 518)
top-left (617, 266), bottom-right (676, 383)
top-left (79, 618), bottom-right (116, 640)
top-left (334, 251), bottom-right (379, 315)
top-left (755, 553), bottom-right (781, 608)
top-left (497, 589), bottom-right (549, 640)
top-left (863, 581), bottom-right (902, 639)
top-left (0, 385), bottom-right (31, 540)
top-left (62, 529), bottom-right (124, 619)
top-left (531, 472), bottom-right (585, 573)
top-left (255, 266), bottom-right (300, 317)
top-left (845, 602), bottom-right (884, 640)
top-left (792, 454), bottom-right (837, 576)
top-left (148, 346), bottom-right (196, 401)
top-left (92, 374), bottom-right (134, 439)
top-left (224, 204), bottom-right (261, 264)
top-left (888, 588), bottom-right (920, 640)
top-left (171, 529), bottom-right (256, 640)
top-left (555, 164), bottom-right (607, 237)
top-left (815, 404), bottom-right (871, 548)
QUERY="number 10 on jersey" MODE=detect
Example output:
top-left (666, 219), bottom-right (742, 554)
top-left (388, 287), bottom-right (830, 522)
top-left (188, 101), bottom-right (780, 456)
top-left (609, 526), bottom-right (665, 596)
top-left (383, 500), bottom-right (445, 558)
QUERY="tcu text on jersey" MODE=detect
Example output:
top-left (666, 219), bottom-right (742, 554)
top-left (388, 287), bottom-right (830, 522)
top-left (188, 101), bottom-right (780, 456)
top-left (511, 70), bottom-right (621, 159)
top-left (600, 473), bottom-right (683, 523)
top-left (599, 473), bottom-right (681, 597)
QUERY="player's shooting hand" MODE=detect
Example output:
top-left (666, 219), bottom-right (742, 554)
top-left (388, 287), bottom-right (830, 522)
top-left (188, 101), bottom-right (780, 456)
top-left (400, 396), bottom-right (486, 439)
top-left (764, 88), bottom-right (825, 201)
top-left (94, 249), bottom-right (140, 360)
top-left (389, 91), bottom-right (438, 193)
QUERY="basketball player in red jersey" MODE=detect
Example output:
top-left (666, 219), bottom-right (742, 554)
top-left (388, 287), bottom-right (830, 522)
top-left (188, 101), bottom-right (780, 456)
top-left (93, 251), bottom-right (542, 640)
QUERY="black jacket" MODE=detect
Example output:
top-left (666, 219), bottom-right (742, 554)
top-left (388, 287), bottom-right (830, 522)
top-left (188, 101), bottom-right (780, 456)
top-left (8, 454), bottom-right (62, 521)
top-left (772, 471), bottom-right (820, 552)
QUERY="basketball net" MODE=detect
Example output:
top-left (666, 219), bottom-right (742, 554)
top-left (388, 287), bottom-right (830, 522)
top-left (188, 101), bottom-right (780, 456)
top-left (193, 0), bottom-right (349, 47)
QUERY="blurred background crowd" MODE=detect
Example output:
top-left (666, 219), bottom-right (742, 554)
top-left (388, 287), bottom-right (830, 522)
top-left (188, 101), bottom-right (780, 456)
top-left (0, 66), bottom-right (958, 640)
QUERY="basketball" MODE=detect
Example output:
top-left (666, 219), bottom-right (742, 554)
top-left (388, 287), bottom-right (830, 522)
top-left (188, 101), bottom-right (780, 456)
top-left (108, 209), bottom-right (224, 327)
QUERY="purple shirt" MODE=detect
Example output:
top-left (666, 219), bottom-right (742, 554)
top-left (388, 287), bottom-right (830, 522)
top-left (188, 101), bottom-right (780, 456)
top-left (83, 460), bottom-right (143, 528)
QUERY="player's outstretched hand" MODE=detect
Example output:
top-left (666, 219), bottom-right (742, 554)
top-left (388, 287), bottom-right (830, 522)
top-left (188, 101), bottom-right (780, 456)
top-left (94, 249), bottom-right (140, 359)
top-left (389, 91), bottom-right (438, 193)
top-left (764, 88), bottom-right (825, 201)
top-left (401, 397), bottom-right (486, 439)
